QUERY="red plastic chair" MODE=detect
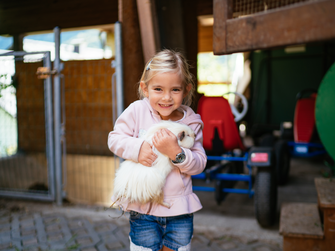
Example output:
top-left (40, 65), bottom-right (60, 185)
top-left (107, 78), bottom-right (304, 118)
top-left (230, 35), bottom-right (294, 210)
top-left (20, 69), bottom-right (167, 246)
top-left (197, 96), bottom-right (246, 152)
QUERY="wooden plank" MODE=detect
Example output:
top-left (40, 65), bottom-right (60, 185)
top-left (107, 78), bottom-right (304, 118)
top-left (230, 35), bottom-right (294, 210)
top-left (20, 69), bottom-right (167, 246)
top-left (214, 0), bottom-right (335, 55)
top-left (136, 0), bottom-right (159, 63)
top-left (199, 24), bottom-right (213, 53)
top-left (279, 203), bottom-right (324, 239)
top-left (283, 236), bottom-right (326, 251)
top-left (197, 0), bottom-right (213, 16)
top-left (213, 0), bottom-right (232, 54)
top-left (315, 178), bottom-right (335, 209)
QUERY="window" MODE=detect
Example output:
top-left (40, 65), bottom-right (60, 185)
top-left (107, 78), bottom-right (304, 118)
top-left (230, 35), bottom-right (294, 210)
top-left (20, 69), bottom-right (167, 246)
top-left (23, 26), bottom-right (114, 61)
top-left (197, 52), bottom-right (244, 97)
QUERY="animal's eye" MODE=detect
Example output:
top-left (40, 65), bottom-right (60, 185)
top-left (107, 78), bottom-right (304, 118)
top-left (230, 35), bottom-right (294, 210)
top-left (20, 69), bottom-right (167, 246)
top-left (179, 131), bottom-right (185, 141)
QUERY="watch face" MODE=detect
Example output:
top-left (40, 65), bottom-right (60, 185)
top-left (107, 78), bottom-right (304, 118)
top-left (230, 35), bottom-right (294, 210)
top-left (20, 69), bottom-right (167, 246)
top-left (176, 152), bottom-right (186, 163)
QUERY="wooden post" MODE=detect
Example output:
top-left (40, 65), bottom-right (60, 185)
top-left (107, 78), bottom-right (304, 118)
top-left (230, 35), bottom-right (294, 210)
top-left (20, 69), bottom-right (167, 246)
top-left (136, 0), bottom-right (160, 63)
top-left (181, 0), bottom-right (198, 110)
top-left (213, 0), bottom-right (232, 55)
top-left (118, 0), bottom-right (145, 108)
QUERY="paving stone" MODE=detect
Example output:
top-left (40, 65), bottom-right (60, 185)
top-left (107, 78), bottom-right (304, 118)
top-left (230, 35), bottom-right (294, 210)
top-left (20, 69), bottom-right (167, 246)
top-left (82, 248), bottom-right (98, 251)
top-left (192, 233), bottom-right (211, 246)
top-left (71, 228), bottom-right (88, 236)
top-left (0, 201), bottom-right (284, 251)
top-left (45, 224), bottom-right (61, 232)
top-left (112, 228), bottom-right (129, 247)
top-left (47, 232), bottom-right (64, 241)
top-left (253, 245), bottom-right (276, 251)
top-left (0, 217), bottom-right (11, 225)
top-left (68, 218), bottom-right (86, 229)
top-left (251, 243), bottom-right (282, 251)
top-left (219, 240), bottom-right (239, 250)
top-left (94, 224), bottom-right (116, 233)
top-left (0, 242), bottom-right (12, 250)
top-left (22, 237), bottom-right (38, 246)
top-left (22, 245), bottom-right (48, 251)
top-left (49, 243), bottom-right (68, 250)
top-left (21, 228), bottom-right (36, 236)
top-left (105, 241), bottom-right (124, 250)
top-left (76, 236), bottom-right (93, 245)
top-left (0, 234), bottom-right (11, 243)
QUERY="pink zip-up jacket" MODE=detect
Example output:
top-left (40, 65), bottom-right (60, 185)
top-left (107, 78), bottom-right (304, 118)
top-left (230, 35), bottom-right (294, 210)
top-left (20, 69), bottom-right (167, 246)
top-left (108, 98), bottom-right (207, 216)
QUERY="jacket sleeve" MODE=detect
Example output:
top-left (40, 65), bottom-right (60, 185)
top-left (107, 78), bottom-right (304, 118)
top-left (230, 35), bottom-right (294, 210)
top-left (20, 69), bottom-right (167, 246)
top-left (107, 103), bottom-right (144, 162)
top-left (174, 122), bottom-right (207, 175)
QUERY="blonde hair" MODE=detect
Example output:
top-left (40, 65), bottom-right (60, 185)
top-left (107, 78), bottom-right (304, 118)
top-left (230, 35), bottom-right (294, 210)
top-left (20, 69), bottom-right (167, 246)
top-left (138, 49), bottom-right (195, 106)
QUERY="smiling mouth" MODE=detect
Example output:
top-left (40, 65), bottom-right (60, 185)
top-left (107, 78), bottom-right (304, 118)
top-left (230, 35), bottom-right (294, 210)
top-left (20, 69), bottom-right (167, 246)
top-left (159, 104), bottom-right (172, 107)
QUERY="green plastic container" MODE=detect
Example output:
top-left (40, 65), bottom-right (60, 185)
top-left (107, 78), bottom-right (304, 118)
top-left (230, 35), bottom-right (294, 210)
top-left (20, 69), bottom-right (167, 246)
top-left (315, 62), bottom-right (335, 161)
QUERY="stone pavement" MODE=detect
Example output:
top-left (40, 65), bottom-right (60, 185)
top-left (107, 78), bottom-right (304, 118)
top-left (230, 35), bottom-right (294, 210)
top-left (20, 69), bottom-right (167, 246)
top-left (0, 199), bottom-right (282, 251)
top-left (1, 157), bottom-right (325, 251)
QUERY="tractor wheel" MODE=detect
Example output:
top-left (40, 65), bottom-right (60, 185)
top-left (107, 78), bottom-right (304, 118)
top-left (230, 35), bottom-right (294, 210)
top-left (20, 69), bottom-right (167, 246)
top-left (259, 133), bottom-right (275, 147)
top-left (274, 140), bottom-right (291, 185)
top-left (254, 168), bottom-right (277, 227)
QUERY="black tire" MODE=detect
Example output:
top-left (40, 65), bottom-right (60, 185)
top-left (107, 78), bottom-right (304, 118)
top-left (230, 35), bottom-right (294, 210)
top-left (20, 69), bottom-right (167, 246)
top-left (274, 140), bottom-right (291, 185)
top-left (254, 168), bottom-right (277, 227)
top-left (259, 133), bottom-right (275, 147)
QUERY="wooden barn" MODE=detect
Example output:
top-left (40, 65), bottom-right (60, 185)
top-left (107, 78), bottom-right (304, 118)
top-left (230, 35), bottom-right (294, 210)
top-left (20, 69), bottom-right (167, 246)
top-left (1, 3), bottom-right (335, 246)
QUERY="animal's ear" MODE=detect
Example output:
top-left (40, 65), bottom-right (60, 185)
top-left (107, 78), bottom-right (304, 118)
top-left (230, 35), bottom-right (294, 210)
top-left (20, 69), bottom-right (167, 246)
top-left (178, 131), bottom-right (185, 141)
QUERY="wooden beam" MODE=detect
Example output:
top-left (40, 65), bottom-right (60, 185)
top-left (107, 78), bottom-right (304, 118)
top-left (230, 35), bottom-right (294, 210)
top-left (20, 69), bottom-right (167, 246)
top-left (0, 0), bottom-right (118, 35)
top-left (214, 0), bottom-right (335, 55)
top-left (119, 0), bottom-right (144, 107)
top-left (213, 0), bottom-right (232, 54)
top-left (136, 0), bottom-right (160, 63)
top-left (197, 0), bottom-right (213, 16)
top-left (181, 0), bottom-right (198, 110)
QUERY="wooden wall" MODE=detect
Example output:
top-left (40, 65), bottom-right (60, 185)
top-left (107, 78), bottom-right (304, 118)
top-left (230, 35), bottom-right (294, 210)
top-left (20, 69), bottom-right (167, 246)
top-left (16, 61), bottom-right (46, 153)
top-left (16, 59), bottom-right (115, 156)
top-left (198, 24), bottom-right (213, 53)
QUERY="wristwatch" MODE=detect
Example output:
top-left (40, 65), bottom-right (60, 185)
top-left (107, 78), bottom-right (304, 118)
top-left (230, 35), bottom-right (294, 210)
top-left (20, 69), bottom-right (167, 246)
top-left (171, 149), bottom-right (186, 164)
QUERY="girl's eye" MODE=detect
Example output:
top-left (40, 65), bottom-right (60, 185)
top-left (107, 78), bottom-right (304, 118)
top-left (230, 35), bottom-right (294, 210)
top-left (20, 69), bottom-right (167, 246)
top-left (173, 89), bottom-right (181, 92)
top-left (154, 88), bottom-right (162, 91)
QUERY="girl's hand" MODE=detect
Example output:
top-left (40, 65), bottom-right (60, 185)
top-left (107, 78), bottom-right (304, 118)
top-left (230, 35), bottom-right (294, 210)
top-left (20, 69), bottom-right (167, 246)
top-left (138, 141), bottom-right (157, 167)
top-left (152, 128), bottom-right (182, 161)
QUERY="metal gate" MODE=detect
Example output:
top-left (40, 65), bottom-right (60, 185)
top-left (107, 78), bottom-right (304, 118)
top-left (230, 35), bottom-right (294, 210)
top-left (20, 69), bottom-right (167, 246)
top-left (0, 24), bottom-right (124, 206)
top-left (0, 51), bottom-right (55, 201)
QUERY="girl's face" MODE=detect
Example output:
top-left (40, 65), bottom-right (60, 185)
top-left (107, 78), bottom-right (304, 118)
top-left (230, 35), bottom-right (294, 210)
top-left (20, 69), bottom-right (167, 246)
top-left (140, 72), bottom-right (191, 121)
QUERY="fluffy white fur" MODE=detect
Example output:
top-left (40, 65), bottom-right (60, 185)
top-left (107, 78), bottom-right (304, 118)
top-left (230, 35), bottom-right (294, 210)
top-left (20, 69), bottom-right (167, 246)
top-left (113, 121), bottom-right (195, 208)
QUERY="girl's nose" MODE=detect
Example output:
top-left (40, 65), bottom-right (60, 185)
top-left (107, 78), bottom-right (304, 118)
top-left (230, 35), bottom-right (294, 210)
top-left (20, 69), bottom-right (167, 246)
top-left (163, 92), bottom-right (172, 101)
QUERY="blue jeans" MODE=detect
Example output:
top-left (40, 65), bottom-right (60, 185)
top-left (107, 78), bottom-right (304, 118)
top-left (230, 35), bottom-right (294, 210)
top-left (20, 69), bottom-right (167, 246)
top-left (129, 211), bottom-right (193, 251)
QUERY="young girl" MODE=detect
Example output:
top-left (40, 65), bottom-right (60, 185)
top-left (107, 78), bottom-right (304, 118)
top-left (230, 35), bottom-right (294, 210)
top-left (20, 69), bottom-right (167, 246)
top-left (108, 49), bottom-right (206, 251)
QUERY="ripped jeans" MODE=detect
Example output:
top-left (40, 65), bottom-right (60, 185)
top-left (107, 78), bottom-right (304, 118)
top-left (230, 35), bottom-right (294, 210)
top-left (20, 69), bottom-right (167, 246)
top-left (129, 211), bottom-right (193, 251)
